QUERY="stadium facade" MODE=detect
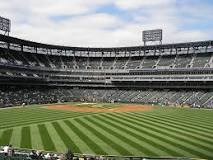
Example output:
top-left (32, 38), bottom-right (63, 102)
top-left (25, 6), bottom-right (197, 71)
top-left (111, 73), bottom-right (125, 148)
top-left (0, 34), bottom-right (213, 108)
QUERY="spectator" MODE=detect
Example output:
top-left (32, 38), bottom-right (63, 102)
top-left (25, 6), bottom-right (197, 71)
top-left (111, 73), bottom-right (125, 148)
top-left (53, 153), bottom-right (58, 159)
top-left (3, 144), bottom-right (9, 156)
top-left (29, 150), bottom-right (38, 159)
top-left (37, 151), bottom-right (44, 160)
top-left (65, 149), bottom-right (74, 160)
top-left (57, 154), bottom-right (65, 160)
top-left (8, 144), bottom-right (14, 157)
top-left (44, 152), bottom-right (51, 159)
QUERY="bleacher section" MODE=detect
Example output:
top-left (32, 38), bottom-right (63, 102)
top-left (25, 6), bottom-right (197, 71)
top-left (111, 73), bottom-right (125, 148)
top-left (79, 89), bottom-right (213, 108)
top-left (1, 47), bottom-right (213, 70)
top-left (126, 57), bottom-right (143, 69)
top-left (192, 53), bottom-right (211, 68)
top-left (0, 87), bottom-right (212, 108)
top-left (157, 55), bottom-right (175, 68)
top-left (1, 34), bottom-right (213, 108)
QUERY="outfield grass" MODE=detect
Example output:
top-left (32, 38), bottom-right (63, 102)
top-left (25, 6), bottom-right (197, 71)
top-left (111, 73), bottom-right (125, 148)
top-left (0, 104), bottom-right (213, 159)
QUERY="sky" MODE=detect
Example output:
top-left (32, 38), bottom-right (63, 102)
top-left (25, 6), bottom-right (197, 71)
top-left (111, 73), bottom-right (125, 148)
top-left (1, 0), bottom-right (213, 47)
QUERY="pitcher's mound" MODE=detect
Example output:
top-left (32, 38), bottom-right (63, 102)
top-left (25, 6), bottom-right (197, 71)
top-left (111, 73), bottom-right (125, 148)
top-left (46, 104), bottom-right (155, 113)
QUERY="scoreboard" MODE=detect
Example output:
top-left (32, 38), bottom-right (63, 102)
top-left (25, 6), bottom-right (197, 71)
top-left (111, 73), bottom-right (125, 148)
top-left (0, 16), bottom-right (11, 35)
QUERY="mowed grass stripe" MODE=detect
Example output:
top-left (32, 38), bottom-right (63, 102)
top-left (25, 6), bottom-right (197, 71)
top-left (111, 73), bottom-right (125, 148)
top-left (22, 109), bottom-right (86, 118)
top-left (145, 108), bottom-right (213, 118)
top-left (30, 125), bottom-right (44, 150)
top-left (0, 108), bottom-right (87, 124)
top-left (142, 113), bottom-right (213, 138)
top-left (45, 123), bottom-right (67, 153)
top-left (0, 112), bottom-right (84, 123)
top-left (52, 122), bottom-right (81, 153)
top-left (127, 112), bottom-right (213, 144)
top-left (75, 118), bottom-right (132, 156)
top-left (29, 108), bottom-right (83, 114)
top-left (92, 114), bottom-right (184, 157)
top-left (165, 109), bottom-right (213, 121)
top-left (166, 114), bottom-right (213, 128)
top-left (9, 127), bottom-right (21, 148)
top-left (125, 113), bottom-right (213, 152)
top-left (67, 119), bottom-right (119, 155)
top-left (100, 114), bottom-right (195, 157)
top-left (0, 113), bottom-right (81, 125)
top-left (164, 112), bottom-right (213, 130)
top-left (64, 120), bottom-right (107, 155)
top-left (104, 113), bottom-right (212, 158)
top-left (0, 114), bottom-right (89, 130)
top-left (0, 107), bottom-right (90, 117)
top-left (38, 124), bottom-right (56, 151)
top-left (108, 113), bottom-right (213, 159)
top-left (140, 109), bottom-right (213, 126)
top-left (0, 106), bottom-right (91, 120)
top-left (156, 109), bottom-right (213, 125)
top-left (0, 110), bottom-right (85, 125)
top-left (20, 126), bottom-right (32, 149)
top-left (0, 129), bottom-right (13, 145)
top-left (137, 112), bottom-right (213, 134)
top-left (58, 120), bottom-right (94, 154)
top-left (129, 113), bottom-right (213, 146)
top-left (149, 111), bottom-right (213, 129)
top-left (0, 131), bottom-right (3, 144)
top-left (0, 107), bottom-right (82, 118)
top-left (91, 114), bottom-right (172, 156)
top-left (83, 116), bottom-right (152, 156)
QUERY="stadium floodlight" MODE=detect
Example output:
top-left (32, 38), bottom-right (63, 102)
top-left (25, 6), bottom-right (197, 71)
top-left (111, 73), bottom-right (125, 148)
top-left (0, 16), bottom-right (11, 36)
top-left (142, 29), bottom-right (162, 46)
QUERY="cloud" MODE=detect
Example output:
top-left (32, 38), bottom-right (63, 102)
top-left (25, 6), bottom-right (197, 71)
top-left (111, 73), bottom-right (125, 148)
top-left (30, 0), bottom-right (110, 16)
top-left (0, 0), bottom-right (213, 47)
top-left (113, 0), bottom-right (174, 10)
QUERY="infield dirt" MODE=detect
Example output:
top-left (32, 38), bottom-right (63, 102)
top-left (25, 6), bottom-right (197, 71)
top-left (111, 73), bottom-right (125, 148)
top-left (46, 104), bottom-right (155, 113)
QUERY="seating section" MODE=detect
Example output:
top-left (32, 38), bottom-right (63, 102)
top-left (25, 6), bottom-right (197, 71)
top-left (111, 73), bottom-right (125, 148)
top-left (0, 87), bottom-right (75, 107)
top-left (174, 55), bottom-right (192, 68)
top-left (76, 57), bottom-right (88, 69)
top-left (1, 47), bottom-right (212, 70)
top-left (102, 57), bottom-right (114, 69)
top-left (141, 56), bottom-right (158, 68)
top-left (114, 57), bottom-right (128, 69)
top-left (0, 87), bottom-right (212, 108)
top-left (47, 55), bottom-right (63, 69)
top-left (192, 53), bottom-right (211, 68)
top-left (61, 56), bottom-right (76, 69)
top-left (126, 57), bottom-right (143, 69)
top-left (157, 55), bottom-right (176, 68)
top-left (88, 57), bottom-right (101, 69)
top-left (78, 89), bottom-right (213, 108)
top-left (21, 52), bottom-right (41, 67)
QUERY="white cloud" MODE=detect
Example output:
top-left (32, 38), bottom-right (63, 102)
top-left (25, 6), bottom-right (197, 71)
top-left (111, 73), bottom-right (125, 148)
top-left (0, 0), bottom-right (212, 47)
top-left (114, 0), bottom-right (174, 10)
top-left (30, 0), bottom-right (108, 16)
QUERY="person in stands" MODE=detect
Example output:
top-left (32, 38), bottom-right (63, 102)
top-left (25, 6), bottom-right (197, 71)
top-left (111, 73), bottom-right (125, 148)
top-left (37, 151), bottom-right (44, 160)
top-left (8, 144), bottom-right (14, 157)
top-left (29, 150), bottom-right (38, 159)
top-left (3, 144), bottom-right (9, 156)
top-left (65, 149), bottom-right (74, 160)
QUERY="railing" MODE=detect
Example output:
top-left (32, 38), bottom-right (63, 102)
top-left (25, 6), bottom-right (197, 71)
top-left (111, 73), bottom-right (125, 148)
top-left (0, 147), bottom-right (205, 160)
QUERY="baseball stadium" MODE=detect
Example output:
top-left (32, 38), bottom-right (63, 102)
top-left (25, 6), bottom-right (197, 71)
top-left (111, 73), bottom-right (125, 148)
top-left (1, 2), bottom-right (213, 159)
